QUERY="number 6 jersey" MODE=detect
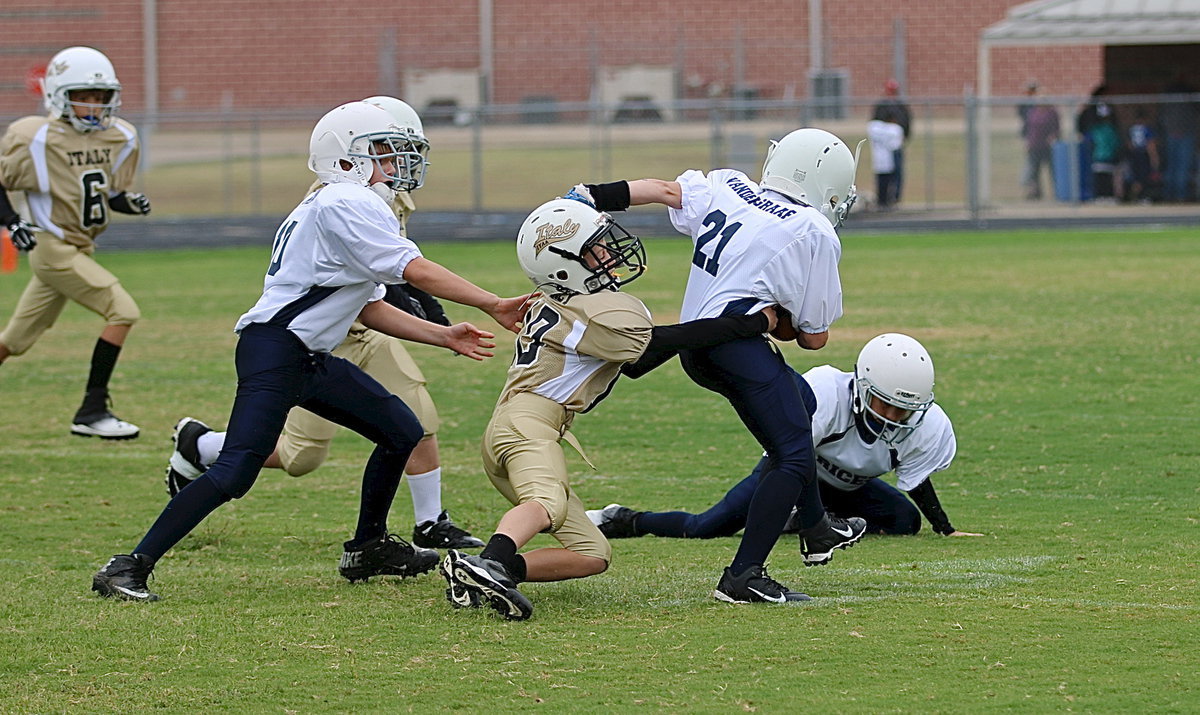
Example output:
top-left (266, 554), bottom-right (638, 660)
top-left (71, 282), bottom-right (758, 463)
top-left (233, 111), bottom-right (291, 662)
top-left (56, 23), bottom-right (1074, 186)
top-left (668, 168), bottom-right (843, 336)
top-left (0, 115), bottom-right (140, 249)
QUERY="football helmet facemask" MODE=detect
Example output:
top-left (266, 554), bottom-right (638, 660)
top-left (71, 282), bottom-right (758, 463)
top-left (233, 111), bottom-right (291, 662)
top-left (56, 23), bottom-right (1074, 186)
top-left (760, 127), bottom-right (862, 228)
top-left (308, 101), bottom-right (414, 196)
top-left (42, 46), bottom-right (122, 134)
top-left (853, 333), bottom-right (935, 445)
top-left (362, 96), bottom-right (430, 192)
top-left (516, 198), bottom-right (646, 299)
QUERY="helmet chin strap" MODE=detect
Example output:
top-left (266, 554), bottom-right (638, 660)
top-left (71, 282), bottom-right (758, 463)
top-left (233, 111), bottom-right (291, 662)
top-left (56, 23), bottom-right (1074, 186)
top-left (369, 182), bottom-right (397, 202)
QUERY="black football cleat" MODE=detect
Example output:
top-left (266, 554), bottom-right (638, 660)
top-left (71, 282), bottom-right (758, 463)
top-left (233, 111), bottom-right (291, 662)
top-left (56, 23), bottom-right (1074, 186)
top-left (92, 554), bottom-right (159, 602)
top-left (445, 549), bottom-right (533, 621)
top-left (800, 514), bottom-right (867, 566)
top-left (585, 503), bottom-right (643, 539)
top-left (440, 552), bottom-right (482, 609)
top-left (713, 564), bottom-right (811, 604)
top-left (339, 533), bottom-right (438, 583)
top-left (165, 417), bottom-right (213, 497)
top-left (413, 510), bottom-right (485, 549)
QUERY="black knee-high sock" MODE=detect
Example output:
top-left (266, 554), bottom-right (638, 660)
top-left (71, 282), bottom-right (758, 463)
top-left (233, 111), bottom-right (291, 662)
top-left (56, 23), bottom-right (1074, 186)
top-left (133, 474), bottom-right (231, 561)
top-left (78, 338), bottom-right (121, 416)
top-left (730, 469), bottom-right (804, 575)
top-left (481, 533), bottom-right (527, 582)
top-left (353, 446), bottom-right (408, 544)
top-left (87, 337), bottom-right (121, 392)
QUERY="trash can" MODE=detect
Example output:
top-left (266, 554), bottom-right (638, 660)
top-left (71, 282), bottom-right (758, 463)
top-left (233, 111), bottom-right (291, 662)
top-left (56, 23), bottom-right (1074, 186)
top-left (1052, 140), bottom-right (1075, 202)
top-left (1052, 140), bottom-right (1094, 202)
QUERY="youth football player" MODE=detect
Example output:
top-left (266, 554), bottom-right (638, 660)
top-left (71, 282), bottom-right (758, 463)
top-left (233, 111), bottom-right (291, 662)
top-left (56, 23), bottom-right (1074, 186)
top-left (440, 197), bottom-right (780, 620)
top-left (165, 96), bottom-right (486, 552)
top-left (590, 334), bottom-right (984, 541)
top-left (569, 128), bottom-right (870, 604)
top-left (91, 101), bottom-right (514, 602)
top-left (0, 47), bottom-right (152, 439)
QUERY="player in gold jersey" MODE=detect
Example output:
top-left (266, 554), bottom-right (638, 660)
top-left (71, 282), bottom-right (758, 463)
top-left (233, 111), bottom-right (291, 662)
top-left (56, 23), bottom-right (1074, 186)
top-left (0, 47), bottom-right (151, 439)
top-left (440, 198), bottom-right (778, 620)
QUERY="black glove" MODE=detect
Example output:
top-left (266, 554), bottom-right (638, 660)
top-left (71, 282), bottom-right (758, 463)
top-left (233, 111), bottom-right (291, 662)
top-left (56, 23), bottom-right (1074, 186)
top-left (4, 217), bottom-right (35, 251)
top-left (129, 192), bottom-right (151, 215)
top-left (402, 284), bottom-right (451, 327)
top-left (108, 192), bottom-right (151, 215)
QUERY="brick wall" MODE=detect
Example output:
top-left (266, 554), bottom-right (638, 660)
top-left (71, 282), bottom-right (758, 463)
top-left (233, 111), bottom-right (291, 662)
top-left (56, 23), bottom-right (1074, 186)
top-left (0, 0), bottom-right (1111, 118)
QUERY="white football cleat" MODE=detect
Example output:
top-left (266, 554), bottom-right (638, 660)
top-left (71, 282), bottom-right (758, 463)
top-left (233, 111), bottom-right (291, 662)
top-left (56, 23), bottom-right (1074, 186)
top-left (71, 412), bottom-right (140, 440)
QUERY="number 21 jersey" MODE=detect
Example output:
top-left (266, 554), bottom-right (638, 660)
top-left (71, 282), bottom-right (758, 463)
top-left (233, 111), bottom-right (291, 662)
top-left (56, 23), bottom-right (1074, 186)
top-left (668, 168), bottom-right (843, 337)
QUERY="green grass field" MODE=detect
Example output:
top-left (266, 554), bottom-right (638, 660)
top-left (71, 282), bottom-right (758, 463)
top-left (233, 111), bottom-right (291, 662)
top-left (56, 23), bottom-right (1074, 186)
top-left (0, 227), bottom-right (1196, 711)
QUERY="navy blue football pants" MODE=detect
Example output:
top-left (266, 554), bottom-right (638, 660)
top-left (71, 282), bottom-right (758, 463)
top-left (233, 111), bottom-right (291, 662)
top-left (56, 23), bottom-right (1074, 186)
top-left (636, 467), bottom-right (922, 538)
top-left (679, 336), bottom-right (824, 573)
top-left (133, 323), bottom-right (423, 561)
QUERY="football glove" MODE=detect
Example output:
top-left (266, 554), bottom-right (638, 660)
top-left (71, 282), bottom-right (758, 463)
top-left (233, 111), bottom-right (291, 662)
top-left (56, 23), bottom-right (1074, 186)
top-left (108, 192), bottom-right (152, 215)
top-left (563, 184), bottom-right (596, 208)
top-left (4, 217), bottom-right (36, 251)
top-left (128, 192), bottom-right (151, 215)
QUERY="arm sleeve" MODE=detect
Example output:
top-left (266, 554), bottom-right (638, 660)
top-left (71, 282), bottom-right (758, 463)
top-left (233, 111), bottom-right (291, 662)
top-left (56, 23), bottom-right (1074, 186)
top-left (906, 478), bottom-right (955, 535)
top-left (585, 181), bottom-right (631, 212)
top-left (106, 192), bottom-right (138, 214)
top-left (622, 312), bottom-right (769, 379)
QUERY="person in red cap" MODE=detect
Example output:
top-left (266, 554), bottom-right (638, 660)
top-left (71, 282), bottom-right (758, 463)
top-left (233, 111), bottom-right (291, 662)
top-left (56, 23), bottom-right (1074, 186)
top-left (870, 79), bottom-right (912, 208)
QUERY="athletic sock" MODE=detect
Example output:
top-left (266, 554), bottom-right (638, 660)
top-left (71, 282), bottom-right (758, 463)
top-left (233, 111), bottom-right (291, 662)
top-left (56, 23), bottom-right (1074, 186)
top-left (729, 469), bottom-right (804, 575)
top-left (481, 533), bottom-right (527, 582)
top-left (630, 511), bottom-right (690, 537)
top-left (86, 337), bottom-right (121, 392)
top-left (75, 339), bottom-right (122, 420)
top-left (353, 446), bottom-right (408, 543)
top-left (197, 431), bottom-right (225, 468)
top-left (405, 467), bottom-right (442, 525)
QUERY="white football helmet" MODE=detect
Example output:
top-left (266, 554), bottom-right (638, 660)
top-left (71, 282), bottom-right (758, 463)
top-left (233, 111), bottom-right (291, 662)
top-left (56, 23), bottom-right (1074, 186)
top-left (42, 46), bottom-right (122, 133)
top-left (362, 96), bottom-right (430, 191)
top-left (760, 128), bottom-right (862, 228)
top-left (308, 101), bottom-right (415, 196)
top-left (853, 333), bottom-right (936, 445)
top-left (516, 198), bottom-right (646, 298)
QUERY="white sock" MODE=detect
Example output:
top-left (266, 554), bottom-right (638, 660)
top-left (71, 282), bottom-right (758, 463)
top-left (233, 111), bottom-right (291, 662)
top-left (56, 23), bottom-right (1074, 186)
top-left (197, 431), bottom-right (226, 467)
top-left (406, 468), bottom-right (442, 525)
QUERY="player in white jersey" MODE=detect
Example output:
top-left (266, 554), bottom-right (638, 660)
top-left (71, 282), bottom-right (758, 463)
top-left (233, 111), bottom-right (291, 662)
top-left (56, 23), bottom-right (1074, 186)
top-left (0, 47), bottom-right (151, 439)
top-left (569, 128), bottom-right (870, 605)
top-left (590, 334), bottom-right (983, 541)
top-left (91, 101), bottom-right (516, 602)
top-left (164, 96), bottom-right (485, 551)
top-left (439, 198), bottom-right (780, 620)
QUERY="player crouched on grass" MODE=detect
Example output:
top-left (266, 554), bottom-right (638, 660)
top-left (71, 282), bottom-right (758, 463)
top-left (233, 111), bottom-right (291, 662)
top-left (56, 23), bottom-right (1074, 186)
top-left (440, 197), bottom-right (780, 620)
top-left (92, 101), bottom-right (508, 602)
top-left (0, 47), bottom-right (152, 439)
top-left (589, 333), bottom-right (983, 544)
top-left (163, 96), bottom-right (485, 552)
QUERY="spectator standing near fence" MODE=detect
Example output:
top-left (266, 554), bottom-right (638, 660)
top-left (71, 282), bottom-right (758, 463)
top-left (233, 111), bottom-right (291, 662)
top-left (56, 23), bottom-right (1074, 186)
top-left (870, 79), bottom-right (912, 208)
top-left (1019, 82), bottom-right (1060, 200)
